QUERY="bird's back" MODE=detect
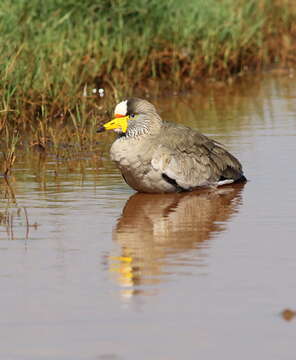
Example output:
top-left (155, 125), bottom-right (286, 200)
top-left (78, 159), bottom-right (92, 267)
top-left (152, 120), bottom-right (245, 186)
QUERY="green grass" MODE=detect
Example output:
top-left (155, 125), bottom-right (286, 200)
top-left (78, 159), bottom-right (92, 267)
top-left (0, 0), bottom-right (296, 163)
top-left (1, 0), bottom-right (295, 95)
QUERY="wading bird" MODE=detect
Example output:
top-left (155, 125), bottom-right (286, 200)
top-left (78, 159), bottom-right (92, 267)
top-left (97, 98), bottom-right (246, 193)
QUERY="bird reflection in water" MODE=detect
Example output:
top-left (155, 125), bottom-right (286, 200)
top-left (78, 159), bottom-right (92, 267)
top-left (108, 184), bottom-right (245, 299)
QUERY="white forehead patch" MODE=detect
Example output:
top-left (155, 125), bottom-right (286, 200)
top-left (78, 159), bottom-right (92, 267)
top-left (114, 100), bottom-right (128, 116)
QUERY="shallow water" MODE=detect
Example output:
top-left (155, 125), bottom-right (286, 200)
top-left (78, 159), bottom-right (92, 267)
top-left (1, 73), bottom-right (296, 360)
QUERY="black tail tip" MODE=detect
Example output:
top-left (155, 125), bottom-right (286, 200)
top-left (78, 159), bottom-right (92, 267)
top-left (236, 175), bottom-right (247, 183)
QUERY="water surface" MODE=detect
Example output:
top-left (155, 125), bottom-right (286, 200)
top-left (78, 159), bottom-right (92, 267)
top-left (1, 73), bottom-right (296, 360)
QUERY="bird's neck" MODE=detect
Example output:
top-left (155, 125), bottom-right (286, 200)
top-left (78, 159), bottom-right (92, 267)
top-left (125, 113), bottom-right (162, 139)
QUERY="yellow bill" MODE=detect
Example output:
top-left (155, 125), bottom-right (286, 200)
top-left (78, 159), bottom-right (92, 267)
top-left (97, 115), bottom-right (129, 133)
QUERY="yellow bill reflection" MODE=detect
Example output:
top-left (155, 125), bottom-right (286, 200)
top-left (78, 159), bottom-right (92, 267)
top-left (108, 184), bottom-right (245, 299)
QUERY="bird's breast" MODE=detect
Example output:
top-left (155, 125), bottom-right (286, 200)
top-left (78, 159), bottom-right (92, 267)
top-left (109, 138), bottom-right (174, 193)
top-left (110, 138), bottom-right (144, 167)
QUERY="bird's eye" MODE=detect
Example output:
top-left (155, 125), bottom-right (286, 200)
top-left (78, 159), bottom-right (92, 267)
top-left (130, 113), bottom-right (135, 118)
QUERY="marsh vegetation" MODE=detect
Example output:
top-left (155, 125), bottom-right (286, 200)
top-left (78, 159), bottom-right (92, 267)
top-left (1, 0), bottom-right (296, 172)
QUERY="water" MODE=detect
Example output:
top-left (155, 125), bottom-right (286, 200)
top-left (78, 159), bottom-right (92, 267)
top-left (1, 73), bottom-right (296, 360)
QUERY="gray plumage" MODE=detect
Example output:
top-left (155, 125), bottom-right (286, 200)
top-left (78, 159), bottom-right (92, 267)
top-left (107, 98), bottom-right (246, 193)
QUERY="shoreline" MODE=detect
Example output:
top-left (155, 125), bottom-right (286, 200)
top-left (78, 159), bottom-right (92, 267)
top-left (1, 0), bottom-right (296, 169)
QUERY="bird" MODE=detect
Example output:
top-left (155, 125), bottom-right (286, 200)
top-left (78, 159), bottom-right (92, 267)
top-left (97, 98), bottom-right (246, 193)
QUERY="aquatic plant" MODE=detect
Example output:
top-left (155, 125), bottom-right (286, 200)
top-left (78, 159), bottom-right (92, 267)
top-left (0, 0), bottom-right (295, 155)
top-left (1, 125), bottom-right (19, 177)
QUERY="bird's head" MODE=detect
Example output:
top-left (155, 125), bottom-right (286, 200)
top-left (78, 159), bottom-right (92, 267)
top-left (97, 98), bottom-right (160, 137)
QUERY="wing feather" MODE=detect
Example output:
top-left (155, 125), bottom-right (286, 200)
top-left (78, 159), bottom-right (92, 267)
top-left (151, 122), bottom-right (244, 189)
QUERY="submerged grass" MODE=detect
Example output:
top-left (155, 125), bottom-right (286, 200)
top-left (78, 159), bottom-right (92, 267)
top-left (0, 0), bottom-right (296, 168)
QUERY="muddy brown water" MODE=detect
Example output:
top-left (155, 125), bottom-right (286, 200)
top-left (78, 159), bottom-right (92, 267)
top-left (1, 73), bottom-right (296, 360)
